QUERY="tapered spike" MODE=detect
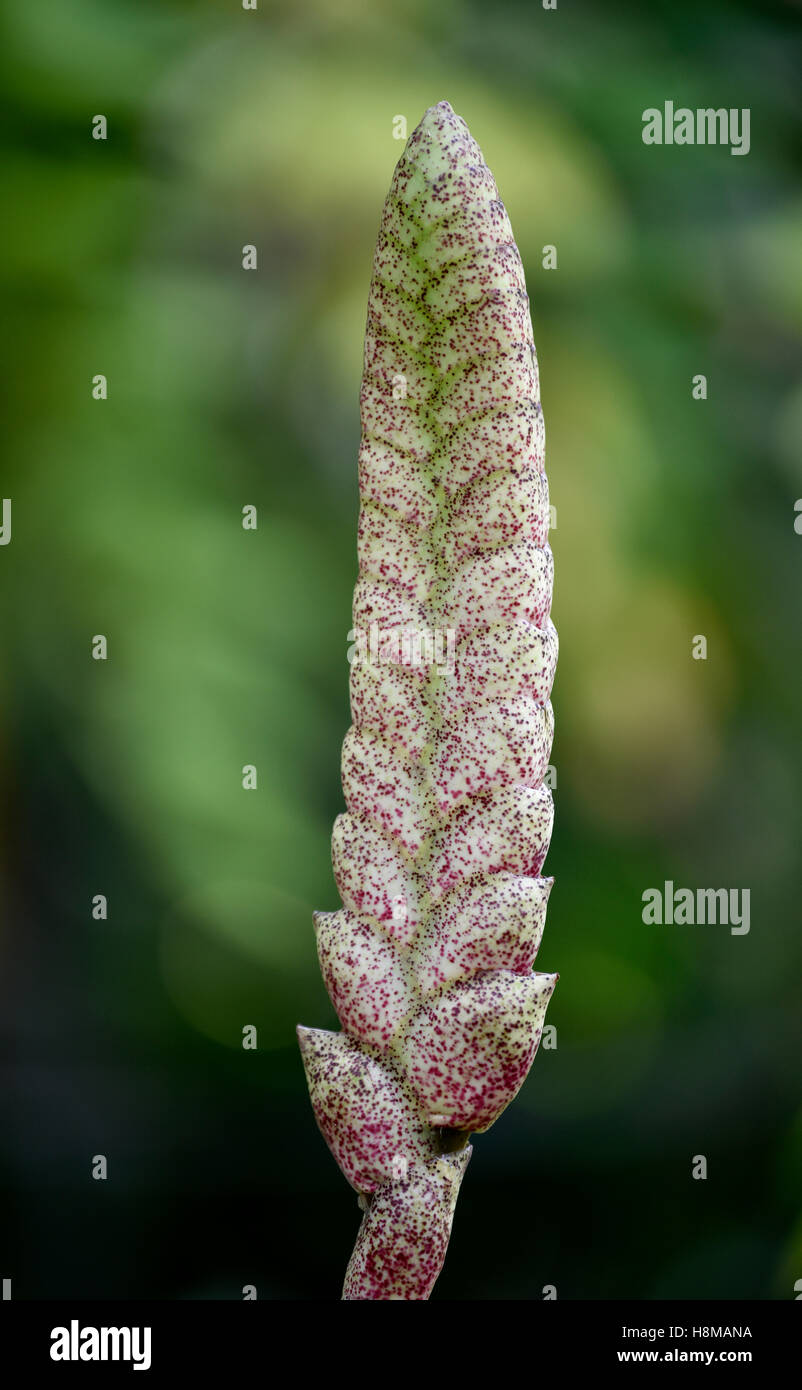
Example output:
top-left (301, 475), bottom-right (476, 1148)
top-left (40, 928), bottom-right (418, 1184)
top-left (298, 99), bottom-right (558, 1300)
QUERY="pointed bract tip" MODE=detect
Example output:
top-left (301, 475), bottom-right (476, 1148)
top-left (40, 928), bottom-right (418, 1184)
top-left (419, 99), bottom-right (456, 123)
top-left (413, 99), bottom-right (466, 143)
top-left (296, 1023), bottom-right (330, 1055)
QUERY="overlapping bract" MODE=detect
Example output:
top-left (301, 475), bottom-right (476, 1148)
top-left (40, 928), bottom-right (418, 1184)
top-left (298, 101), bottom-right (558, 1301)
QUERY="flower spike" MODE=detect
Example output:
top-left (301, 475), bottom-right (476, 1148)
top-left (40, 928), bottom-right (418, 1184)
top-left (298, 100), bottom-right (558, 1301)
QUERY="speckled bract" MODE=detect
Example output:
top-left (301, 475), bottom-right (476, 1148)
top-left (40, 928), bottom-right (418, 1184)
top-left (297, 100), bottom-right (558, 1302)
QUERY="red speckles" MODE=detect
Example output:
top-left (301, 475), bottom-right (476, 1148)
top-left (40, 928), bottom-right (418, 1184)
top-left (439, 402), bottom-right (545, 498)
top-left (349, 659), bottom-right (428, 760)
top-left (425, 243), bottom-right (527, 321)
top-left (429, 697), bottom-right (554, 814)
top-left (441, 539), bottom-right (554, 642)
top-left (352, 577), bottom-right (427, 646)
top-left (296, 1026), bottom-right (436, 1192)
top-left (331, 812), bottom-right (419, 943)
top-left (399, 972), bottom-right (558, 1132)
top-left (358, 436), bottom-right (438, 528)
top-left (357, 505), bottom-right (424, 596)
top-left (342, 1148), bottom-right (472, 1300)
top-left (441, 466), bottom-right (550, 571)
top-left (439, 618), bottom-right (559, 715)
top-left (314, 910), bottom-right (413, 1051)
top-left (429, 289), bottom-right (533, 376)
top-left (430, 783), bottom-right (554, 898)
top-left (360, 375), bottom-right (434, 461)
top-left (341, 727), bottom-right (429, 857)
top-left (417, 874), bottom-right (554, 993)
top-left (298, 99), bottom-right (559, 1301)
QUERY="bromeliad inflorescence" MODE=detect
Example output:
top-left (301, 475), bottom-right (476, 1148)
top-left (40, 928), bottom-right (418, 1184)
top-left (298, 100), bottom-right (558, 1301)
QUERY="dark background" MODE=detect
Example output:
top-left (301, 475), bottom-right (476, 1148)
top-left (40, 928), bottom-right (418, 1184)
top-left (1, 0), bottom-right (800, 1299)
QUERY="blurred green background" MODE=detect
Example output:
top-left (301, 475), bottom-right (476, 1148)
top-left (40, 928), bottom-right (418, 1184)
top-left (1, 0), bottom-right (800, 1299)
